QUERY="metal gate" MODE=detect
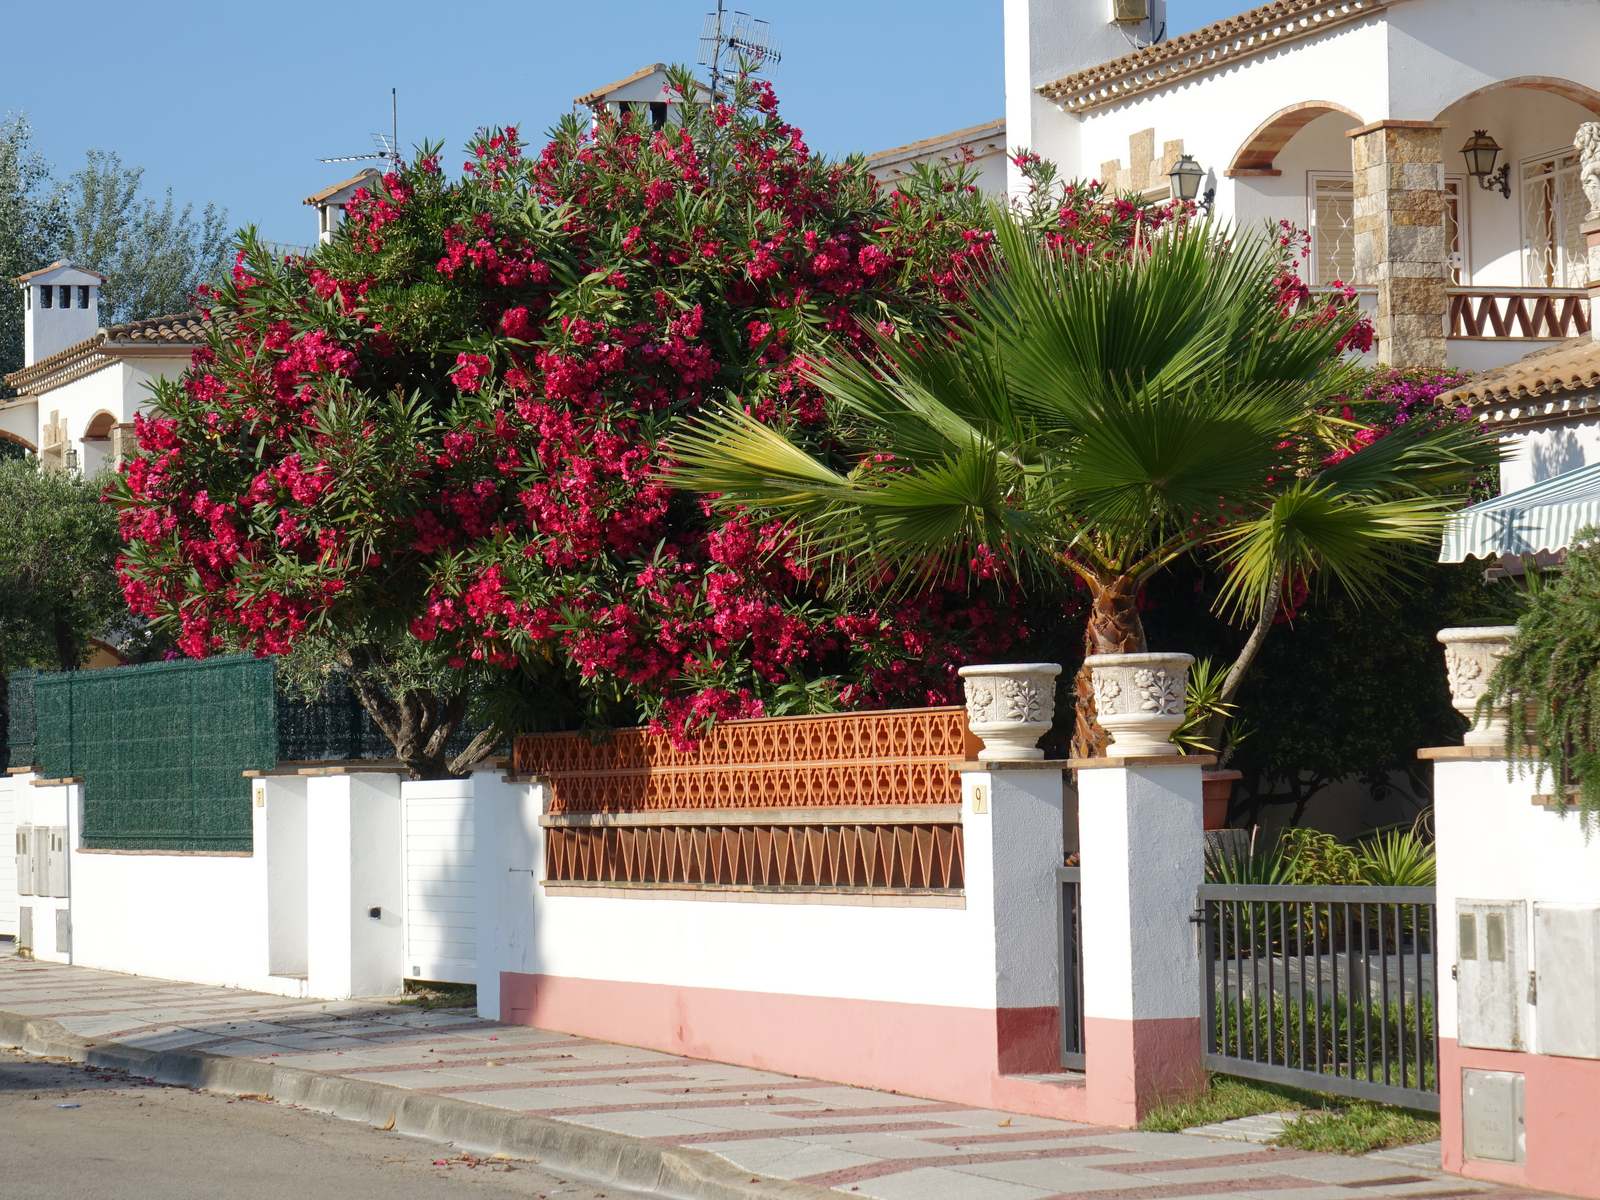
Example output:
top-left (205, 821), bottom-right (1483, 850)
top-left (1196, 883), bottom-right (1439, 1110)
top-left (1058, 865), bottom-right (1085, 1070)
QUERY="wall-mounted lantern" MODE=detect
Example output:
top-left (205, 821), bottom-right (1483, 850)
top-left (1169, 154), bottom-right (1214, 212)
top-left (64, 447), bottom-right (79, 474)
top-left (1461, 129), bottom-right (1512, 199)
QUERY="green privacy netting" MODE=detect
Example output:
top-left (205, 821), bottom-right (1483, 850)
top-left (4, 657), bottom-right (479, 852)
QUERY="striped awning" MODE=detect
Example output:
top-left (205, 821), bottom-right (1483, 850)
top-left (1440, 461), bottom-right (1600, 562)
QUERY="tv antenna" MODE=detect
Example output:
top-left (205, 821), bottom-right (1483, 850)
top-left (698, 3), bottom-right (781, 101)
top-left (319, 88), bottom-right (401, 168)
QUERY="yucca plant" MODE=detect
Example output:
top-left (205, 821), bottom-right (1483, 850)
top-left (1173, 655), bottom-right (1245, 754)
top-left (1355, 822), bottom-right (1436, 888)
top-left (668, 214), bottom-right (1496, 756)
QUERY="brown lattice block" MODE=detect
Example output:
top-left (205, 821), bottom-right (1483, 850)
top-left (544, 820), bottom-right (964, 892)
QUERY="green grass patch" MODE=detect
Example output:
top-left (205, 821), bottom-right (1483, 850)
top-left (395, 980), bottom-right (477, 1010)
top-left (1277, 1102), bottom-right (1439, 1154)
top-left (1140, 1074), bottom-right (1438, 1155)
top-left (1139, 1075), bottom-right (1320, 1132)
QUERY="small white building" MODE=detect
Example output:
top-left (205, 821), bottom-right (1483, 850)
top-left (2, 262), bottom-right (203, 474)
top-left (990, 0), bottom-right (1600, 372)
top-left (575, 63), bottom-right (713, 129)
top-left (866, 118), bottom-right (1010, 195)
top-left (304, 168), bottom-right (383, 245)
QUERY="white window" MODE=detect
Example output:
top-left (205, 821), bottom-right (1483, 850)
top-left (1444, 176), bottom-right (1469, 285)
top-left (1308, 174), bottom-right (1356, 285)
top-left (1521, 149), bottom-right (1586, 287)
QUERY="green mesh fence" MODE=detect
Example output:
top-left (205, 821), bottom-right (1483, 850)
top-left (4, 670), bottom-right (35, 770)
top-left (39, 657), bottom-right (278, 852)
top-left (6, 657), bottom-right (485, 852)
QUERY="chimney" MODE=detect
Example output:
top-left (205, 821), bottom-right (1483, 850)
top-left (17, 262), bottom-right (103, 366)
top-left (1004, 0), bottom-right (1169, 194)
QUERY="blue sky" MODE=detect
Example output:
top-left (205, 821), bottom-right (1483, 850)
top-left (7, 2), bottom-right (1242, 249)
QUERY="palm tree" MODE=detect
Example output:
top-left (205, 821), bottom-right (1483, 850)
top-left (667, 215), bottom-right (1494, 757)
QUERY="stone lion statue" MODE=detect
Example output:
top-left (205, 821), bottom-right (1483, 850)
top-left (1578, 121), bottom-right (1600, 219)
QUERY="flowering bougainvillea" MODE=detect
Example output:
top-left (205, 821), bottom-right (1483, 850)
top-left (110, 70), bottom-right (1354, 770)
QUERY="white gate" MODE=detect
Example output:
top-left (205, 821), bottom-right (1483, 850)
top-left (400, 780), bottom-right (476, 984)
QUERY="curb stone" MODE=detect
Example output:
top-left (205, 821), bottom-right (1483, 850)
top-left (0, 1009), bottom-right (837, 1200)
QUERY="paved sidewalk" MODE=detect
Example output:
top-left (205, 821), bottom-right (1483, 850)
top-left (0, 957), bottom-right (1560, 1200)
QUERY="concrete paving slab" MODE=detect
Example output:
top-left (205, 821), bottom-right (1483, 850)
top-left (0, 956), bottom-right (1555, 1200)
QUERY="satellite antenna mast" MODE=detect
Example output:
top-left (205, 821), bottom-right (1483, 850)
top-left (698, 2), bottom-right (781, 102)
top-left (318, 87), bottom-right (401, 168)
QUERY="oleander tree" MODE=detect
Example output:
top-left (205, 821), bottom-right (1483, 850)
top-left (113, 69), bottom-right (1202, 777)
top-left (668, 216), bottom-right (1494, 757)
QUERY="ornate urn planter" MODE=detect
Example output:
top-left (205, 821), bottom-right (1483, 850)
top-left (1437, 626), bottom-right (1518, 746)
top-left (958, 663), bottom-right (1063, 761)
top-left (1085, 652), bottom-right (1194, 758)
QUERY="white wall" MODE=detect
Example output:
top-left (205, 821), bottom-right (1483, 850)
top-left (1435, 89), bottom-right (1595, 288)
top-left (1498, 416), bottom-right (1600, 494)
top-left (1434, 758), bottom-right (1600, 1044)
top-left (23, 354), bottom-right (188, 477)
top-left (474, 770), bottom-right (1007, 1020)
top-left (65, 776), bottom-right (295, 993)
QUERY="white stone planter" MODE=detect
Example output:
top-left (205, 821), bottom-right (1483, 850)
top-left (1085, 652), bottom-right (1194, 758)
top-left (958, 663), bottom-right (1063, 761)
top-left (1437, 626), bottom-right (1518, 746)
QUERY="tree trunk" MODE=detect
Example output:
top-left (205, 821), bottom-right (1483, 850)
top-left (1071, 574), bottom-right (1147, 760)
top-left (337, 646), bottom-right (494, 779)
top-left (1204, 572), bottom-right (1284, 761)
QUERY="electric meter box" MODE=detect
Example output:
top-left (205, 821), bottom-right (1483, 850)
top-left (1456, 900), bottom-right (1526, 1051)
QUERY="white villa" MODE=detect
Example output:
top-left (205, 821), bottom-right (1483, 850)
top-left (998, 0), bottom-right (1599, 372)
top-left (1, 263), bottom-right (202, 472)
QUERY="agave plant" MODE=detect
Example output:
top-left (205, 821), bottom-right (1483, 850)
top-left (668, 213), bottom-right (1496, 756)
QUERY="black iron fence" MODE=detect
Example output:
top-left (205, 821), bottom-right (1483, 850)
top-left (1058, 865), bottom-right (1085, 1070)
top-left (1196, 883), bottom-right (1439, 1111)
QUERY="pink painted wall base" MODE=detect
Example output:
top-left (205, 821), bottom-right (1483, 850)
top-left (501, 972), bottom-right (1092, 1122)
top-left (1440, 1037), bottom-right (1600, 1198)
top-left (1083, 1015), bottom-right (1206, 1126)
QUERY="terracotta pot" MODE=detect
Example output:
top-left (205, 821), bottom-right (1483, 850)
top-left (1201, 769), bottom-right (1241, 831)
top-left (957, 662), bottom-right (1063, 761)
top-left (1084, 651), bottom-right (1194, 757)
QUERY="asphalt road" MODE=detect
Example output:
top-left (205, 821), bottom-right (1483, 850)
top-left (0, 1048), bottom-right (650, 1199)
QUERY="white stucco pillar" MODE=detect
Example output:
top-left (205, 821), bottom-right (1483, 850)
top-left (305, 772), bottom-right (404, 999)
top-left (1426, 740), bottom-right (1600, 1198)
top-left (1076, 754), bottom-right (1208, 1125)
top-left (957, 762), bottom-right (1067, 1076)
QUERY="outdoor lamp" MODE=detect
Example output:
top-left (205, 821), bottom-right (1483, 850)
top-left (64, 447), bottom-right (79, 473)
top-left (1461, 129), bottom-right (1511, 198)
top-left (1169, 154), bottom-right (1214, 211)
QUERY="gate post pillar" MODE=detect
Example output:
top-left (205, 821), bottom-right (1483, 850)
top-left (956, 762), bottom-right (1069, 1079)
top-left (1074, 755), bottom-right (1209, 1126)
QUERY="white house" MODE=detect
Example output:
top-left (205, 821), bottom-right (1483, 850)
top-left (866, 118), bottom-right (1010, 194)
top-left (998, 0), bottom-right (1600, 372)
top-left (2, 265), bottom-right (203, 474)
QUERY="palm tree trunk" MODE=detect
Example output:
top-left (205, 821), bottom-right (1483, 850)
top-left (1071, 574), bottom-right (1147, 759)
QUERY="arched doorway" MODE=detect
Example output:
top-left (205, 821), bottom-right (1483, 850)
top-left (1229, 101), bottom-right (1364, 175)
